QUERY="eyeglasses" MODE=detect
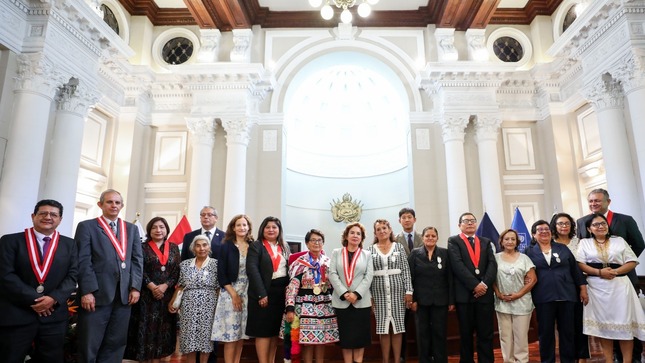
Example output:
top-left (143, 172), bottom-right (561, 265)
top-left (309, 239), bottom-right (324, 245)
top-left (556, 222), bottom-right (570, 227)
top-left (461, 219), bottom-right (477, 225)
top-left (36, 211), bottom-right (60, 218)
top-left (200, 213), bottom-right (216, 217)
top-left (536, 228), bottom-right (551, 233)
top-left (591, 222), bottom-right (608, 228)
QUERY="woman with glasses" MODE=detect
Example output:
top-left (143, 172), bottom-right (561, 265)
top-left (525, 220), bottom-right (588, 363)
top-left (492, 229), bottom-right (536, 363)
top-left (282, 229), bottom-right (339, 363)
top-left (549, 213), bottom-right (589, 363)
top-left (576, 213), bottom-right (645, 363)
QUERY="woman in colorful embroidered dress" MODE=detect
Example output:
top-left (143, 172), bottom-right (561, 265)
top-left (283, 229), bottom-right (339, 363)
top-left (125, 217), bottom-right (180, 363)
top-left (169, 234), bottom-right (219, 363)
top-left (211, 214), bottom-right (254, 363)
top-left (492, 229), bottom-right (536, 363)
top-left (246, 216), bottom-right (291, 363)
top-left (369, 219), bottom-right (413, 363)
top-left (328, 222), bottom-right (374, 363)
top-left (576, 213), bottom-right (645, 363)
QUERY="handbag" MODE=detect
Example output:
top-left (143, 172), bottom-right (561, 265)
top-left (170, 286), bottom-right (184, 310)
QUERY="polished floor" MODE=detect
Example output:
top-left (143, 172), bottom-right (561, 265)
top-left (158, 337), bottom-right (644, 362)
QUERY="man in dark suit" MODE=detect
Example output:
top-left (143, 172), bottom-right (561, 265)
top-left (396, 207), bottom-right (423, 256)
top-left (448, 212), bottom-right (497, 363)
top-left (576, 188), bottom-right (645, 363)
top-left (75, 189), bottom-right (143, 363)
top-left (0, 199), bottom-right (78, 363)
top-left (181, 206), bottom-right (225, 260)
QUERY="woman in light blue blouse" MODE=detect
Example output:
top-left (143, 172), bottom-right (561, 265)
top-left (493, 229), bottom-right (537, 363)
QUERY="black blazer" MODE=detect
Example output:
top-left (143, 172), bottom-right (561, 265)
top-left (217, 240), bottom-right (247, 287)
top-left (0, 231), bottom-right (78, 326)
top-left (577, 212), bottom-right (645, 257)
top-left (246, 239), bottom-right (290, 301)
top-left (181, 227), bottom-right (225, 261)
top-left (525, 241), bottom-right (585, 304)
top-left (408, 246), bottom-right (454, 306)
top-left (447, 234), bottom-right (497, 304)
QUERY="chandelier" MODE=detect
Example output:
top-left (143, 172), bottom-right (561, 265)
top-left (308, 0), bottom-right (380, 24)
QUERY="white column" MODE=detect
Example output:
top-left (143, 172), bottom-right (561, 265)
top-left (221, 117), bottom-right (253, 224)
top-left (186, 117), bottom-right (216, 227)
top-left (474, 114), bottom-right (505, 230)
top-left (582, 76), bottom-right (642, 219)
top-left (0, 54), bottom-right (63, 232)
top-left (441, 113), bottom-right (470, 235)
top-left (615, 53), bottom-right (645, 221)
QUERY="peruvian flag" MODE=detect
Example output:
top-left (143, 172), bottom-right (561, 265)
top-left (167, 215), bottom-right (192, 245)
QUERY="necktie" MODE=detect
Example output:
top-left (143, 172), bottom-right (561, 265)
top-left (40, 236), bottom-right (51, 260)
top-left (109, 221), bottom-right (117, 236)
top-left (468, 236), bottom-right (475, 248)
top-left (407, 233), bottom-right (414, 251)
top-left (205, 231), bottom-right (212, 241)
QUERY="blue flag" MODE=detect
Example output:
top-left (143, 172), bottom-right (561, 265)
top-left (511, 207), bottom-right (531, 252)
top-left (476, 212), bottom-right (500, 252)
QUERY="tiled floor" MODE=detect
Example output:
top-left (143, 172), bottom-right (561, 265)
top-left (161, 336), bottom-right (644, 362)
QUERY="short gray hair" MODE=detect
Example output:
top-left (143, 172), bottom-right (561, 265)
top-left (189, 234), bottom-right (211, 254)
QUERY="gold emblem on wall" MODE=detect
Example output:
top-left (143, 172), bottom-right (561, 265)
top-left (330, 193), bottom-right (363, 223)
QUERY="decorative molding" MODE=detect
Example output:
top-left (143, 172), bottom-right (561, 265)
top-left (56, 81), bottom-right (101, 114)
top-left (502, 128), bottom-right (536, 170)
top-left (576, 107), bottom-right (602, 160)
top-left (504, 189), bottom-right (546, 196)
top-left (143, 182), bottom-right (189, 194)
top-left (262, 129), bottom-right (278, 151)
top-left (465, 28), bottom-right (488, 61)
top-left (143, 198), bottom-right (188, 204)
top-left (474, 114), bottom-right (502, 143)
top-left (415, 128), bottom-right (431, 150)
top-left (502, 174), bottom-right (545, 185)
top-left (196, 28), bottom-right (221, 63)
top-left (14, 53), bottom-right (65, 97)
top-left (230, 28), bottom-right (252, 63)
top-left (152, 131), bottom-right (187, 176)
top-left (435, 28), bottom-right (458, 62)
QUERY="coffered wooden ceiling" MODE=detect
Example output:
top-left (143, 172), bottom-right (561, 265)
top-left (116, 0), bottom-right (565, 31)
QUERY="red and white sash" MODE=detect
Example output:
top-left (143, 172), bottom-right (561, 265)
top-left (24, 228), bottom-right (59, 286)
top-left (97, 218), bottom-right (128, 264)
top-left (342, 247), bottom-right (361, 287)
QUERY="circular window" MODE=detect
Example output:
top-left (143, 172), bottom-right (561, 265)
top-left (492, 36), bottom-right (524, 63)
top-left (101, 4), bottom-right (119, 35)
top-left (562, 5), bottom-right (579, 33)
top-left (162, 37), bottom-right (194, 65)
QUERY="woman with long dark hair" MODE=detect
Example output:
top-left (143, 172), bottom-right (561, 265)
top-left (246, 216), bottom-right (291, 363)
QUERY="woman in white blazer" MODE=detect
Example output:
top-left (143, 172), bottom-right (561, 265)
top-left (328, 222), bottom-right (374, 363)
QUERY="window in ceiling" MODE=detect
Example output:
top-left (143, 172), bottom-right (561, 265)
top-left (162, 37), bottom-right (194, 65)
top-left (492, 36), bottom-right (524, 63)
top-left (100, 4), bottom-right (119, 35)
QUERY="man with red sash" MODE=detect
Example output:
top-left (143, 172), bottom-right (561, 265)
top-left (75, 189), bottom-right (143, 363)
top-left (447, 212), bottom-right (497, 363)
top-left (0, 199), bottom-right (78, 363)
top-left (576, 188), bottom-right (645, 363)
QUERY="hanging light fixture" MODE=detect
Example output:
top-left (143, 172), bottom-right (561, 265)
top-left (310, 0), bottom-right (379, 24)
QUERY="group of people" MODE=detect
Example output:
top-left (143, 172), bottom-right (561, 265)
top-left (1, 188), bottom-right (644, 363)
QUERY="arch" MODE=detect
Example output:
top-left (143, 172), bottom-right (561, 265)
top-left (101, 0), bottom-right (130, 45)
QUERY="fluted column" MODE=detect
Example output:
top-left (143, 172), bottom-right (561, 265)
top-left (582, 76), bottom-right (641, 217)
top-left (42, 80), bottom-right (99, 235)
top-left (474, 114), bottom-right (504, 230)
top-left (0, 54), bottom-right (65, 233)
top-left (186, 117), bottom-right (216, 227)
top-left (614, 53), bottom-right (645, 216)
top-left (441, 113), bottom-right (470, 235)
top-left (221, 117), bottom-right (253, 223)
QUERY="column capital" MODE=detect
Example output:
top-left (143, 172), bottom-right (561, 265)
top-left (197, 29), bottom-right (222, 63)
top-left (612, 52), bottom-right (645, 93)
top-left (14, 53), bottom-right (66, 98)
top-left (435, 28), bottom-right (458, 62)
top-left (56, 80), bottom-right (101, 114)
top-left (221, 117), bottom-right (254, 146)
top-left (582, 75), bottom-right (624, 110)
top-left (440, 113), bottom-right (470, 143)
top-left (466, 28), bottom-right (488, 61)
top-left (474, 114), bottom-right (502, 143)
top-left (186, 117), bottom-right (216, 146)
